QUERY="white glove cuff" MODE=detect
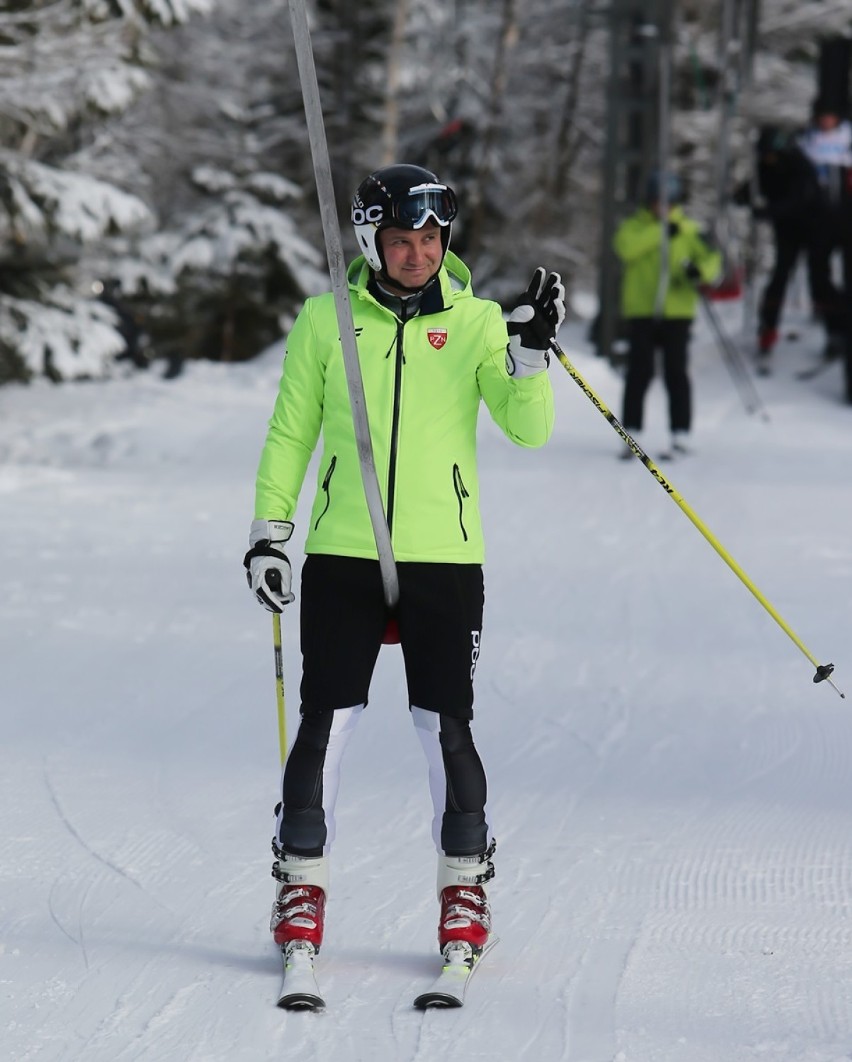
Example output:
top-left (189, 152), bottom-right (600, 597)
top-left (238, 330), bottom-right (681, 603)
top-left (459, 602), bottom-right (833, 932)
top-left (249, 518), bottom-right (294, 548)
top-left (506, 340), bottom-right (550, 378)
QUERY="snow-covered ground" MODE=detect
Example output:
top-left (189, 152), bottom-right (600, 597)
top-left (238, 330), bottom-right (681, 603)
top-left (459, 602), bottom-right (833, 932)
top-left (2, 298), bottom-right (851, 1061)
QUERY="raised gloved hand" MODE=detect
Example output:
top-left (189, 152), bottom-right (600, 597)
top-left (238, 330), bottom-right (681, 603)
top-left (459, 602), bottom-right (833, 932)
top-left (243, 519), bottom-right (296, 612)
top-left (506, 267), bottom-right (566, 378)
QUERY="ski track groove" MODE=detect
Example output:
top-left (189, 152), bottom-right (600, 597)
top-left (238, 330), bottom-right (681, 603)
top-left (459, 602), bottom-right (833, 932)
top-left (42, 760), bottom-right (171, 912)
top-left (488, 976), bottom-right (571, 1062)
top-left (566, 926), bottom-right (641, 1062)
top-left (46, 874), bottom-right (90, 968)
top-left (73, 982), bottom-right (145, 1060)
top-left (111, 979), bottom-right (213, 1062)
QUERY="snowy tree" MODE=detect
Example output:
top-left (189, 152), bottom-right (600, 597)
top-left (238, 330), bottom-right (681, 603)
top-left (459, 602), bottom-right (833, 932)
top-left (0, 0), bottom-right (214, 382)
top-left (101, 166), bottom-right (328, 369)
top-left (69, 0), bottom-right (334, 370)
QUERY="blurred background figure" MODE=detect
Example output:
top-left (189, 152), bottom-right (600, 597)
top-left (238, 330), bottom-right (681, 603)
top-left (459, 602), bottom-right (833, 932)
top-left (93, 279), bottom-right (148, 370)
top-left (614, 172), bottom-right (721, 460)
top-left (797, 97), bottom-right (852, 372)
top-left (739, 126), bottom-right (821, 371)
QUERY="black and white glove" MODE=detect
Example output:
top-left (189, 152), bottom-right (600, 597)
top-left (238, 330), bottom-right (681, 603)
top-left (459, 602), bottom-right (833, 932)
top-left (506, 267), bottom-right (566, 377)
top-left (243, 519), bottom-right (295, 612)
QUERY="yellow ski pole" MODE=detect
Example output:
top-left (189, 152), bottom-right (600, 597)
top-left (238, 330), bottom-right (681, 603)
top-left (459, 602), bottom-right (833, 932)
top-left (550, 338), bottom-right (845, 698)
top-left (272, 612), bottom-right (287, 763)
top-left (264, 568), bottom-right (288, 763)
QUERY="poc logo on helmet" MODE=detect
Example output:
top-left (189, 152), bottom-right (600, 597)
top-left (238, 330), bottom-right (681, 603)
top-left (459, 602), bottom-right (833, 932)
top-left (351, 204), bottom-right (384, 225)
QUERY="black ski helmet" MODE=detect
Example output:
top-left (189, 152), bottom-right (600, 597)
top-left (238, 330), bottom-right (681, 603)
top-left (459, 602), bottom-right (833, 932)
top-left (351, 164), bottom-right (457, 278)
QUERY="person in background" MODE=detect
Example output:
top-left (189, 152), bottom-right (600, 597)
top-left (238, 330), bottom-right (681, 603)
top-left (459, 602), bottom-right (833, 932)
top-left (243, 164), bottom-right (564, 970)
top-left (614, 171), bottom-right (721, 459)
top-left (797, 97), bottom-right (852, 371)
top-left (94, 278), bottom-right (148, 370)
top-left (742, 126), bottom-right (822, 367)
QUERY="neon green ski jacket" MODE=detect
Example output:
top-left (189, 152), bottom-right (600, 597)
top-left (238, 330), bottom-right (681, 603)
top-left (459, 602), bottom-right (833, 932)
top-left (255, 251), bottom-right (554, 563)
top-left (614, 206), bottom-right (721, 318)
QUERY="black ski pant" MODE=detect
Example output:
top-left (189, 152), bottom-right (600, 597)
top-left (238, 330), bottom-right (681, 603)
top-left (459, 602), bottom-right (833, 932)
top-left (276, 555), bottom-right (489, 859)
top-left (759, 222), bottom-right (815, 334)
top-left (808, 205), bottom-right (852, 340)
top-left (621, 317), bottom-right (692, 434)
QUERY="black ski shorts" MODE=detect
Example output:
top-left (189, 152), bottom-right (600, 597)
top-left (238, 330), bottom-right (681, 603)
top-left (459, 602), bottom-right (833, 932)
top-left (298, 554), bottom-right (484, 719)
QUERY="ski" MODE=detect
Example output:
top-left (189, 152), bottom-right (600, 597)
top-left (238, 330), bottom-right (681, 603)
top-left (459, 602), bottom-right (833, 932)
top-left (798, 338), bottom-right (844, 380)
top-left (277, 941), bottom-right (325, 1011)
top-left (413, 937), bottom-right (498, 1010)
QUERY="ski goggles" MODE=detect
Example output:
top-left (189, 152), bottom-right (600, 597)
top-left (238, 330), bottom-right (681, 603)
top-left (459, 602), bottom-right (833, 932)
top-left (393, 184), bottom-right (458, 228)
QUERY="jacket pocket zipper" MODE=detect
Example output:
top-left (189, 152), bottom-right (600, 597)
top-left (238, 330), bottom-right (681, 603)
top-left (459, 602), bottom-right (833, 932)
top-left (453, 463), bottom-right (469, 542)
top-left (314, 454), bottom-right (337, 530)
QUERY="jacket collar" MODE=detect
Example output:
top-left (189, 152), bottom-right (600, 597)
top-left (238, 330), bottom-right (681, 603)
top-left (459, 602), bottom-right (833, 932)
top-left (348, 251), bottom-right (472, 317)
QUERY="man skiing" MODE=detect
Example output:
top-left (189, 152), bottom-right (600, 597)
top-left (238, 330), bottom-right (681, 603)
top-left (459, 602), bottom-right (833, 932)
top-left (244, 164), bottom-right (564, 979)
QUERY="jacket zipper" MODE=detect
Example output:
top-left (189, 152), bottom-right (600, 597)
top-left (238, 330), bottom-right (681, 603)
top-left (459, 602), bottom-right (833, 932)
top-left (385, 320), bottom-right (405, 536)
top-left (313, 454), bottom-right (337, 530)
top-left (453, 463), bottom-right (469, 541)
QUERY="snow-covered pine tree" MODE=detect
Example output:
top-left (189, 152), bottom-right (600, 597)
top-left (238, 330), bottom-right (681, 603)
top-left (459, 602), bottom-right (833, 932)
top-left (0, 0), bottom-right (214, 382)
top-left (76, 0), bottom-right (331, 369)
top-left (101, 165), bottom-right (328, 370)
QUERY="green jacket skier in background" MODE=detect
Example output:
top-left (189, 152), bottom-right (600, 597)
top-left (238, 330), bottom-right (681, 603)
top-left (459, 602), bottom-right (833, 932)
top-left (615, 203), bottom-right (721, 319)
top-left (614, 171), bottom-right (721, 459)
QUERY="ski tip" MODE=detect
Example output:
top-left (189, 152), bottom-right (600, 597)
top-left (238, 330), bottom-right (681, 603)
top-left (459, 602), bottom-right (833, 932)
top-left (277, 992), bottom-right (326, 1011)
top-left (413, 991), bottom-right (464, 1010)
